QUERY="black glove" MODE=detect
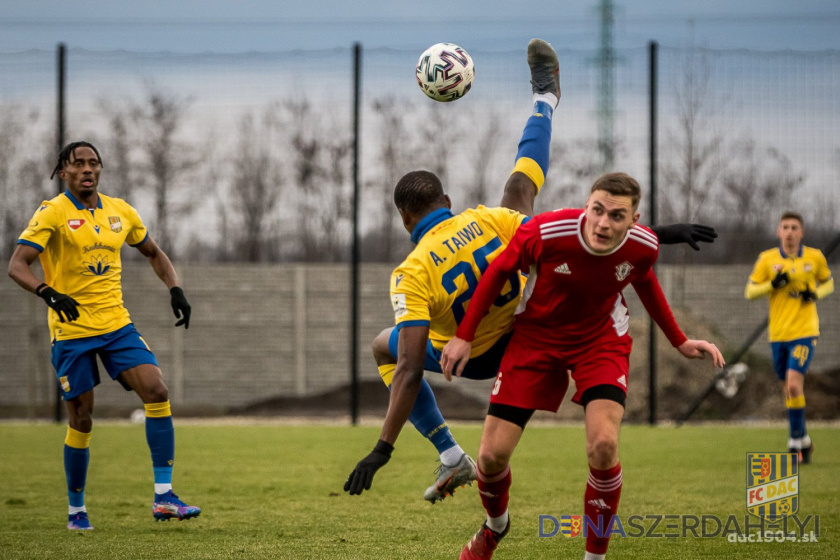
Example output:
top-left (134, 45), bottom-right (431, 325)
top-left (771, 271), bottom-right (789, 290)
top-left (650, 223), bottom-right (718, 250)
top-left (170, 287), bottom-right (191, 329)
top-left (344, 439), bottom-right (394, 496)
top-left (36, 284), bottom-right (80, 323)
top-left (800, 287), bottom-right (817, 303)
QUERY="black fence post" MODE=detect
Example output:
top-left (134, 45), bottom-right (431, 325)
top-left (54, 42), bottom-right (66, 424)
top-left (648, 40), bottom-right (658, 426)
top-left (350, 43), bottom-right (362, 425)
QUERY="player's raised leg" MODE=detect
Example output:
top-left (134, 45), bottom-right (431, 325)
top-left (500, 38), bottom-right (560, 216)
top-left (374, 328), bottom-right (475, 502)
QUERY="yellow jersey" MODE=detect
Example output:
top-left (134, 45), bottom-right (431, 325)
top-left (390, 205), bottom-right (527, 357)
top-left (748, 245), bottom-right (832, 342)
top-left (18, 191), bottom-right (148, 341)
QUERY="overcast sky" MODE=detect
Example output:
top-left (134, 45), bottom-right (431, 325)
top-left (2, 0), bottom-right (840, 52)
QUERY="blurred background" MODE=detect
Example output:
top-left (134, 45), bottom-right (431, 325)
top-left (1, 0), bottom-right (838, 423)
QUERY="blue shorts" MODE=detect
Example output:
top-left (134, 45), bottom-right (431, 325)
top-left (770, 337), bottom-right (817, 380)
top-left (388, 327), bottom-right (512, 380)
top-left (51, 323), bottom-right (159, 400)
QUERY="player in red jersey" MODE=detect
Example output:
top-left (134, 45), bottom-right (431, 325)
top-left (441, 172), bottom-right (725, 560)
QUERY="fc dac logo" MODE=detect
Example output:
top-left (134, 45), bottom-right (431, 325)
top-left (746, 452), bottom-right (798, 521)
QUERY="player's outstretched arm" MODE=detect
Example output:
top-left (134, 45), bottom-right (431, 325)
top-left (345, 325), bottom-right (428, 496)
top-left (135, 235), bottom-right (191, 329)
top-left (651, 223), bottom-right (717, 250)
top-left (677, 339), bottom-right (725, 368)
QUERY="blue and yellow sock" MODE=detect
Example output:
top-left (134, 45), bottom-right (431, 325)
top-left (378, 364), bottom-right (458, 455)
top-left (145, 401), bottom-right (175, 495)
top-left (511, 103), bottom-right (553, 194)
top-left (786, 395), bottom-right (807, 440)
top-left (64, 426), bottom-right (91, 513)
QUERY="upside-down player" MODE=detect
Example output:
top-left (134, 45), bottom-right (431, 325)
top-left (8, 142), bottom-right (200, 530)
top-left (745, 211), bottom-right (834, 464)
top-left (344, 40), bottom-right (717, 505)
top-left (442, 172), bottom-right (725, 560)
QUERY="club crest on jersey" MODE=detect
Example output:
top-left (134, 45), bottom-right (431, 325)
top-left (68, 219), bottom-right (85, 231)
top-left (615, 261), bottom-right (633, 281)
top-left (746, 452), bottom-right (798, 522)
top-left (108, 216), bottom-right (122, 233)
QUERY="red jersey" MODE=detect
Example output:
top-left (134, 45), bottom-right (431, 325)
top-left (456, 208), bottom-right (687, 348)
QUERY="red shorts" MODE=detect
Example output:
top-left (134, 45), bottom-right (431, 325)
top-left (489, 328), bottom-right (632, 412)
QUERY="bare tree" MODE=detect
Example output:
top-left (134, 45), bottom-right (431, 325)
top-left (369, 97), bottom-right (412, 261)
top-left (228, 110), bottom-right (284, 262)
top-left (535, 138), bottom-right (603, 214)
top-left (0, 106), bottom-right (52, 260)
top-left (413, 104), bottom-right (468, 188)
top-left (659, 49), bottom-right (725, 225)
top-left (463, 108), bottom-right (503, 206)
top-left (283, 100), bottom-right (351, 261)
top-left (98, 99), bottom-right (135, 202)
top-left (718, 140), bottom-right (806, 261)
top-left (131, 83), bottom-right (199, 256)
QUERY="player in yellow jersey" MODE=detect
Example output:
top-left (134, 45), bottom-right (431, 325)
top-left (344, 39), bottom-right (716, 503)
top-left (8, 142), bottom-right (200, 529)
top-left (746, 211), bottom-right (834, 464)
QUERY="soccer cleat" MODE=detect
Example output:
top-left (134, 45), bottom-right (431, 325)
top-left (423, 453), bottom-right (477, 504)
top-left (153, 491), bottom-right (201, 521)
top-left (527, 38), bottom-right (561, 103)
top-left (67, 511), bottom-right (93, 530)
top-left (800, 441), bottom-right (813, 465)
top-left (460, 519), bottom-right (510, 560)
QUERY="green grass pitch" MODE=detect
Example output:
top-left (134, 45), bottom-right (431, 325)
top-left (0, 422), bottom-right (836, 559)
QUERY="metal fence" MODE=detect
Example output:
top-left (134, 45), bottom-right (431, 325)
top-left (0, 46), bottom-right (838, 264)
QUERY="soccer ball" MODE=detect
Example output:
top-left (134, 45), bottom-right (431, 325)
top-left (415, 43), bottom-right (475, 102)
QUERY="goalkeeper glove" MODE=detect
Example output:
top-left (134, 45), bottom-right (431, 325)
top-left (771, 271), bottom-right (789, 289)
top-left (36, 284), bottom-right (80, 323)
top-left (344, 439), bottom-right (394, 495)
top-left (170, 287), bottom-right (191, 329)
top-left (651, 223), bottom-right (717, 250)
top-left (800, 287), bottom-right (817, 302)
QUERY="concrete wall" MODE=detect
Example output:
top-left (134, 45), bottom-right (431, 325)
top-left (1, 262), bottom-right (837, 416)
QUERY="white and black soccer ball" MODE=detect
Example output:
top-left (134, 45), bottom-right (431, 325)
top-left (415, 43), bottom-right (475, 102)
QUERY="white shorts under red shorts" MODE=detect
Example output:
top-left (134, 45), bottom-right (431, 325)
top-left (489, 327), bottom-right (633, 412)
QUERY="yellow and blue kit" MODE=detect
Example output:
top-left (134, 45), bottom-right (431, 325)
top-left (18, 191), bottom-right (149, 341)
top-left (390, 205), bottom-right (528, 359)
top-left (746, 245), bottom-right (833, 343)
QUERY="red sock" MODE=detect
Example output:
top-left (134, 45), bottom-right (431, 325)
top-left (584, 463), bottom-right (622, 555)
top-left (477, 465), bottom-right (511, 518)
